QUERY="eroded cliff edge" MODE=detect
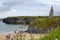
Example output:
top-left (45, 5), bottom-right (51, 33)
top-left (3, 17), bottom-right (33, 24)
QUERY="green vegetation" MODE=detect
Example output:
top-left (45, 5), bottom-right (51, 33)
top-left (30, 18), bottom-right (56, 29)
top-left (40, 27), bottom-right (60, 40)
top-left (10, 15), bottom-right (57, 18)
top-left (8, 16), bottom-right (48, 19)
top-left (29, 17), bottom-right (60, 30)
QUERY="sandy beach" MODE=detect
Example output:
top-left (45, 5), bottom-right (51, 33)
top-left (0, 32), bottom-right (46, 40)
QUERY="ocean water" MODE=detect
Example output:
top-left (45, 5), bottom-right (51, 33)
top-left (0, 21), bottom-right (28, 34)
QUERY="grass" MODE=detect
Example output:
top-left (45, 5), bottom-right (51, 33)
top-left (40, 27), bottom-right (60, 40)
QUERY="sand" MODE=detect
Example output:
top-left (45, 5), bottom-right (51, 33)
top-left (0, 32), bottom-right (46, 40)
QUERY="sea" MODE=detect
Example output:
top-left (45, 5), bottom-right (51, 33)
top-left (0, 21), bottom-right (28, 34)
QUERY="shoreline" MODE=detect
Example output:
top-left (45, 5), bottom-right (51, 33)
top-left (0, 31), bottom-right (16, 35)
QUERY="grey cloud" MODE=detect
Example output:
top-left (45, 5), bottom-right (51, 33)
top-left (54, 11), bottom-right (60, 16)
top-left (0, 6), bottom-right (10, 11)
top-left (0, 0), bottom-right (33, 11)
top-left (53, 5), bottom-right (60, 16)
top-left (54, 10), bottom-right (60, 16)
top-left (0, 0), bottom-right (51, 12)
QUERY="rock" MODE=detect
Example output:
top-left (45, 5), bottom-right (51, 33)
top-left (3, 17), bottom-right (32, 24)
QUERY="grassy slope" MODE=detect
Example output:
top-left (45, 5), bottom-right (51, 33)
top-left (40, 27), bottom-right (60, 40)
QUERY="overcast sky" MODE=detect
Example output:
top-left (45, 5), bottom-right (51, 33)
top-left (0, 0), bottom-right (60, 18)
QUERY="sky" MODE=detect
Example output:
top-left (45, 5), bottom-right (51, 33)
top-left (0, 0), bottom-right (60, 18)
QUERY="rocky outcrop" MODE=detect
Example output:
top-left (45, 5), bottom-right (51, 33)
top-left (3, 17), bottom-right (32, 24)
top-left (25, 26), bottom-right (48, 34)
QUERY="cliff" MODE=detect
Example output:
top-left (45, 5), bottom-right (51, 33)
top-left (3, 17), bottom-right (32, 24)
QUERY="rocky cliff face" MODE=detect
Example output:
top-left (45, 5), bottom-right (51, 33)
top-left (3, 17), bottom-right (32, 24)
